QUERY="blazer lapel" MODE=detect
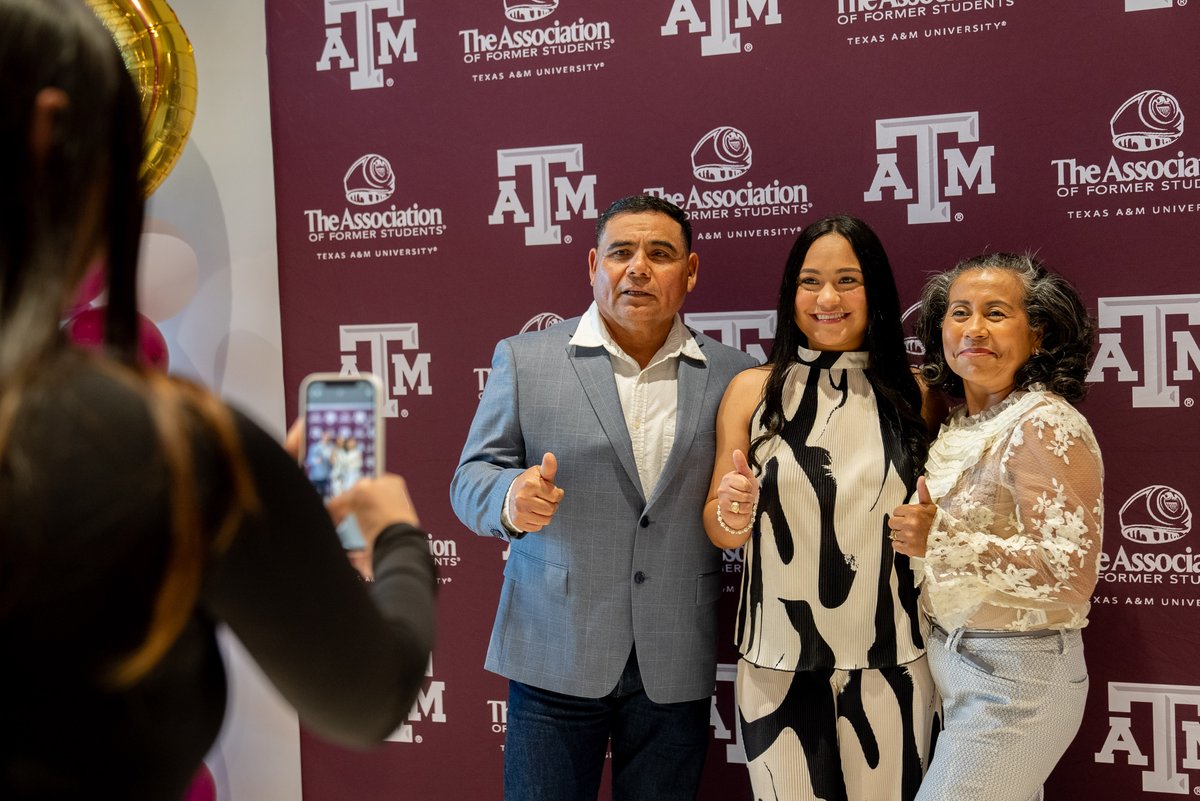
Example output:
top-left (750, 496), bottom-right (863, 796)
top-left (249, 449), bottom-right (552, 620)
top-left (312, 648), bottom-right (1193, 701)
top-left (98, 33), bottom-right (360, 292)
top-left (646, 350), bottom-right (710, 510)
top-left (568, 343), bottom-right (643, 497)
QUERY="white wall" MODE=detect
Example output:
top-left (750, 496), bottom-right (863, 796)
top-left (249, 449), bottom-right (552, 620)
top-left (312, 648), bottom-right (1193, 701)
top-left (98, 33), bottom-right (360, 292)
top-left (141, 2), bottom-right (300, 799)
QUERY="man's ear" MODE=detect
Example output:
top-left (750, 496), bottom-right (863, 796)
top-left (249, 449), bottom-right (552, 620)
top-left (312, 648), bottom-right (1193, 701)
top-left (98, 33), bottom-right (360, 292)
top-left (29, 87), bottom-right (70, 166)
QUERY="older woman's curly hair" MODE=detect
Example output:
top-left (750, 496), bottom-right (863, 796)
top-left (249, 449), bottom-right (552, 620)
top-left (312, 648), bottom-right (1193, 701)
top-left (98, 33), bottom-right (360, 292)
top-left (915, 252), bottom-right (1096, 402)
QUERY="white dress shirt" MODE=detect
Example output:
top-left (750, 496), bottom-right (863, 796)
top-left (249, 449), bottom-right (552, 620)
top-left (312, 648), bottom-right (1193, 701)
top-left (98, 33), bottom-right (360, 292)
top-left (570, 302), bottom-right (706, 496)
top-left (503, 302), bottom-right (706, 532)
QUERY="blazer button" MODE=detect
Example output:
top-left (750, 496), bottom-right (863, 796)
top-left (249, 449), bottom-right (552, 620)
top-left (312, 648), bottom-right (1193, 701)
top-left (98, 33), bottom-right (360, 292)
top-left (634, 571), bottom-right (646, 584)
top-left (639, 517), bottom-right (650, 528)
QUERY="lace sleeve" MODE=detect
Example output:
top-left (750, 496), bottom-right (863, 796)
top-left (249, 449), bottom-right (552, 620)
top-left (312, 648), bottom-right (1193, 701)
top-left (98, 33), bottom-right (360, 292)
top-left (924, 400), bottom-right (1104, 629)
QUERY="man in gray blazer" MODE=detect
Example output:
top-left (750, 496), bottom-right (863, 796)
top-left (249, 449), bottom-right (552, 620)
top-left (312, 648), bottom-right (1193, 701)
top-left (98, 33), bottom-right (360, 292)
top-left (451, 195), bottom-right (756, 801)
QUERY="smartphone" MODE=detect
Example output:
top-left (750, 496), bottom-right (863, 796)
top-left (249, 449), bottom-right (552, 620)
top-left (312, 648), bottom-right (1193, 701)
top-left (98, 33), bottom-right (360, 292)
top-left (299, 372), bottom-right (385, 551)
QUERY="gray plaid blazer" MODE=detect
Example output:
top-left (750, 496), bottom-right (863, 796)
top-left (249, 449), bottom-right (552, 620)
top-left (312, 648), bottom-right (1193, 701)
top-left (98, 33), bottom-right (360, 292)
top-left (450, 315), bottom-right (755, 703)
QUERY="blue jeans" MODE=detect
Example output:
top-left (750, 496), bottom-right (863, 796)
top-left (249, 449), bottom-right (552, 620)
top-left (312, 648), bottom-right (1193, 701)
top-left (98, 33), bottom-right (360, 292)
top-left (504, 648), bottom-right (710, 801)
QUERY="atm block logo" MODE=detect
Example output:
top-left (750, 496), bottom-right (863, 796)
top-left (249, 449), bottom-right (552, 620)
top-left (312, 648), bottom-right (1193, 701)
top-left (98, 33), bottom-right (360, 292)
top-left (387, 657), bottom-right (447, 744)
top-left (684, 310), bottom-right (775, 363)
top-left (339, 323), bottom-right (432, 418)
top-left (316, 0), bottom-right (417, 90)
top-left (863, 112), bottom-right (996, 225)
top-left (660, 0), bottom-right (782, 56)
top-left (711, 663), bottom-right (747, 764)
top-left (1126, 0), bottom-right (1177, 11)
top-left (1086, 294), bottom-right (1200, 408)
top-left (488, 144), bottom-right (598, 246)
top-left (1095, 682), bottom-right (1200, 794)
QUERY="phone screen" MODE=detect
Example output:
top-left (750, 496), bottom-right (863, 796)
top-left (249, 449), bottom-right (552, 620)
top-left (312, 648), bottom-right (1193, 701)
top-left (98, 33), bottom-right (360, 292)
top-left (301, 374), bottom-right (383, 551)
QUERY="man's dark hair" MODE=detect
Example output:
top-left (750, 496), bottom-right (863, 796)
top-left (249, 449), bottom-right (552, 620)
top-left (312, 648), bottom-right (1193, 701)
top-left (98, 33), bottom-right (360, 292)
top-left (594, 195), bottom-right (692, 252)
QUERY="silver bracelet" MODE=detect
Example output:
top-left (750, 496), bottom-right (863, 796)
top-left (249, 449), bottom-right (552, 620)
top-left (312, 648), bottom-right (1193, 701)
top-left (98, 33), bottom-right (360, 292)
top-left (716, 499), bottom-right (756, 537)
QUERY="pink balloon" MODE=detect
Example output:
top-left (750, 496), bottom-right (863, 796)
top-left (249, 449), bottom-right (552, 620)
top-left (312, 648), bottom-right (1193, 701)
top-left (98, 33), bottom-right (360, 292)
top-left (64, 306), bottom-right (170, 371)
top-left (63, 307), bottom-right (106, 347)
top-left (182, 764), bottom-right (216, 801)
top-left (138, 316), bottom-right (169, 370)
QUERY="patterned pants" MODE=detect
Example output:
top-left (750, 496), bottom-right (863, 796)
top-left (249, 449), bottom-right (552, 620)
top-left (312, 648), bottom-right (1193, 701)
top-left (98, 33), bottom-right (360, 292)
top-left (914, 627), bottom-right (1087, 801)
top-left (737, 657), bottom-right (937, 801)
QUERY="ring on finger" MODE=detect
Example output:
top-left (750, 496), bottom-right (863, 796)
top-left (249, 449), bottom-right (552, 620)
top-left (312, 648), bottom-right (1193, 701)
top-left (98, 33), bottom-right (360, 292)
top-left (730, 500), bottom-right (741, 514)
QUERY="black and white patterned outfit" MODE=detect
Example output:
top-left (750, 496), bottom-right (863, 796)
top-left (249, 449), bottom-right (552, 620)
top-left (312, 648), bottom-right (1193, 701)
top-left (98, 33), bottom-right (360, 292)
top-left (736, 348), bottom-right (937, 801)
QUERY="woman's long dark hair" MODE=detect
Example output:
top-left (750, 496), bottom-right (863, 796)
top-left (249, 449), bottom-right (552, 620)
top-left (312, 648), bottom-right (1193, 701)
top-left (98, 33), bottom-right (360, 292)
top-left (0, 0), bottom-right (255, 686)
top-left (0, 0), bottom-right (143, 371)
top-left (749, 215), bottom-right (928, 476)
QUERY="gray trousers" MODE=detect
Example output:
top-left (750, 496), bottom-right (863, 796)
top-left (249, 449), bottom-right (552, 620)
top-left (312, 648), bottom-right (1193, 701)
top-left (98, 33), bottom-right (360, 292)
top-left (916, 626), bottom-right (1088, 801)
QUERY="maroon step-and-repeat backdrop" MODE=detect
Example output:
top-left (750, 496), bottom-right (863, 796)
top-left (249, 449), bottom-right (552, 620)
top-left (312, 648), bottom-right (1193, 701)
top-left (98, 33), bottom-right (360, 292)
top-left (263, 1), bottom-right (1200, 798)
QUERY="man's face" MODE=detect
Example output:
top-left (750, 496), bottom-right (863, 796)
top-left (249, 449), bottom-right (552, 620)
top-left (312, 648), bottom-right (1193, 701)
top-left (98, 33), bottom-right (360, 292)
top-left (587, 211), bottom-right (698, 341)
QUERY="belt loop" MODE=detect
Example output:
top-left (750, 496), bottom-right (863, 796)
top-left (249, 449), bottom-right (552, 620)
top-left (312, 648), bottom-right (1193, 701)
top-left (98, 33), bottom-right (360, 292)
top-left (945, 627), bottom-right (964, 654)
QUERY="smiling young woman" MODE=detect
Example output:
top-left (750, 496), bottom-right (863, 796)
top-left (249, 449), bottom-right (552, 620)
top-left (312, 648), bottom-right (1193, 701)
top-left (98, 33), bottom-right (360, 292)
top-left (704, 215), bottom-right (938, 801)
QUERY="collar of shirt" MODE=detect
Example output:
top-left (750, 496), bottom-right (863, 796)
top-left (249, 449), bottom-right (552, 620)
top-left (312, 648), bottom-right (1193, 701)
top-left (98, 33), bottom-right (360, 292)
top-left (569, 302), bottom-right (706, 368)
top-left (568, 302), bottom-right (704, 497)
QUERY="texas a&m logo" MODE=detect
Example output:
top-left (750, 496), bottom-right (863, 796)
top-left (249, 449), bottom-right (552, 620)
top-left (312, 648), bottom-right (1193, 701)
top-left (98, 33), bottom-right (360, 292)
top-left (316, 0), bottom-right (417, 91)
top-left (1086, 294), bottom-right (1200, 408)
top-left (660, 0), bottom-right (782, 56)
top-left (488, 145), bottom-right (598, 246)
top-left (1095, 682), bottom-right (1200, 794)
top-left (863, 112), bottom-right (996, 224)
top-left (684, 310), bottom-right (774, 363)
top-left (339, 323), bottom-right (431, 417)
top-left (387, 656), bottom-right (447, 743)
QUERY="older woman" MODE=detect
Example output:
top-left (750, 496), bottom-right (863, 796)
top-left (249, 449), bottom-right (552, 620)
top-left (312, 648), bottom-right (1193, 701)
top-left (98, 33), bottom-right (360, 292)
top-left (889, 253), bottom-right (1104, 801)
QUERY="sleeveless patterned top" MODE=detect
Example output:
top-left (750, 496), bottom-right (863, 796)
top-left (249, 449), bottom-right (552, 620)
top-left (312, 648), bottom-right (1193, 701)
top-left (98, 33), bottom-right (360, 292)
top-left (736, 348), bottom-right (925, 671)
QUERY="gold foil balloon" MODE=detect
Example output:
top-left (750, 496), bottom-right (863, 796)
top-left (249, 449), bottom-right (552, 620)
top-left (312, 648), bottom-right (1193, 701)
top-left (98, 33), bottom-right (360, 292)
top-left (85, 0), bottom-right (198, 197)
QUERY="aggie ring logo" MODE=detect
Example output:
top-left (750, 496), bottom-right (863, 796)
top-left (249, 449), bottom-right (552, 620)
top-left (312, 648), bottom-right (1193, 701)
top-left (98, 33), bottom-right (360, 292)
top-left (693, 126), bottom-right (752, 182)
top-left (505, 0), bottom-right (557, 23)
top-left (1098, 485), bottom-right (1199, 587)
top-left (643, 125), bottom-right (812, 231)
top-left (344, 154), bottom-right (394, 205)
top-left (305, 154), bottom-right (447, 254)
top-left (1053, 90), bottom-right (1199, 201)
top-left (1121, 485), bottom-right (1192, 545)
top-left (1112, 90), bottom-right (1185, 153)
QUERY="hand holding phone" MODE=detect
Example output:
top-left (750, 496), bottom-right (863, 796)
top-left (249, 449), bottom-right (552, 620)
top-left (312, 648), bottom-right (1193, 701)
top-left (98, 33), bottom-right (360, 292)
top-left (327, 474), bottom-right (420, 545)
top-left (299, 373), bottom-right (385, 551)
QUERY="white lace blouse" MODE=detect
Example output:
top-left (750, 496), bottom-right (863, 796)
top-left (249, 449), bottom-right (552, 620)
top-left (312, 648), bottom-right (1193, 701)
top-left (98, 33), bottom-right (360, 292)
top-left (919, 389), bottom-right (1104, 632)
